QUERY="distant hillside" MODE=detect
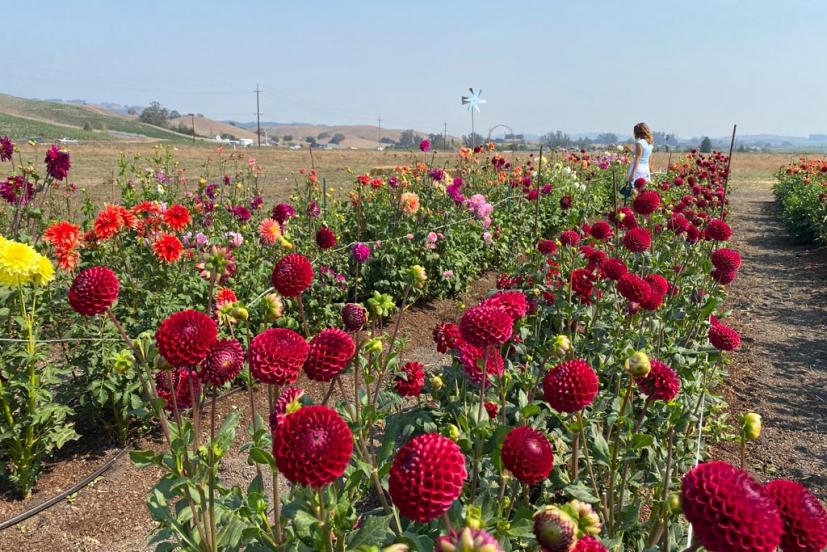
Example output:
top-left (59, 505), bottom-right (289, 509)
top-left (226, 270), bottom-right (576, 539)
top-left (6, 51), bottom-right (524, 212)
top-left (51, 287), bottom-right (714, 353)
top-left (168, 115), bottom-right (258, 141)
top-left (0, 93), bottom-right (193, 142)
top-left (260, 123), bottom-right (454, 148)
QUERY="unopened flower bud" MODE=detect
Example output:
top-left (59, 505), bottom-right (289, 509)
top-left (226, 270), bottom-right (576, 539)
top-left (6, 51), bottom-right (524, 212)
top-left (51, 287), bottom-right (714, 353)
top-left (741, 412), bottom-right (762, 441)
top-left (446, 424), bottom-right (461, 441)
top-left (364, 337), bottom-right (383, 354)
top-left (533, 506), bottom-right (577, 552)
top-left (263, 293), bottom-right (284, 321)
top-left (231, 306), bottom-right (249, 322)
top-left (430, 375), bottom-right (444, 390)
top-left (553, 335), bottom-right (571, 357)
top-left (668, 492), bottom-right (683, 514)
top-left (112, 350), bottom-right (135, 374)
top-left (409, 265), bottom-right (427, 288)
top-left (625, 351), bottom-right (651, 377)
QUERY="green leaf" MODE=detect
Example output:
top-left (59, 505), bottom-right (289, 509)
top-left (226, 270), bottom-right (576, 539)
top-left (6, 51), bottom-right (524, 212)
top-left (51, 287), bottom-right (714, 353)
top-left (347, 514), bottom-right (392, 548)
top-left (248, 447), bottom-right (275, 469)
top-left (293, 509), bottom-right (319, 540)
top-left (130, 449), bottom-right (161, 468)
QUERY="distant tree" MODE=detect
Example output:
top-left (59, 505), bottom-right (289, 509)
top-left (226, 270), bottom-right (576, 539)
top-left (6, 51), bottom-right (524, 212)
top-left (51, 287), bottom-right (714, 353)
top-left (463, 132), bottom-right (484, 147)
top-left (282, 134), bottom-right (293, 141)
top-left (398, 129), bottom-right (416, 148)
top-left (220, 132), bottom-right (237, 141)
top-left (380, 137), bottom-right (396, 144)
top-left (595, 133), bottom-right (619, 144)
top-left (269, 136), bottom-right (279, 144)
top-left (139, 101), bottom-right (171, 127)
top-left (542, 130), bottom-right (572, 148)
top-left (428, 133), bottom-right (449, 150)
top-left (699, 136), bottom-right (712, 153)
top-left (127, 107), bottom-right (138, 115)
top-left (305, 136), bottom-right (317, 145)
top-left (317, 132), bottom-right (331, 140)
top-left (83, 121), bottom-right (93, 131)
top-left (169, 110), bottom-right (181, 119)
top-left (329, 133), bottom-right (346, 145)
top-left (197, 113), bottom-right (204, 117)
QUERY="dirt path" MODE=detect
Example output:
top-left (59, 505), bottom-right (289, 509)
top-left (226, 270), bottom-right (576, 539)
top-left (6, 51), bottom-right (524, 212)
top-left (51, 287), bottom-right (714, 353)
top-left (720, 178), bottom-right (827, 498)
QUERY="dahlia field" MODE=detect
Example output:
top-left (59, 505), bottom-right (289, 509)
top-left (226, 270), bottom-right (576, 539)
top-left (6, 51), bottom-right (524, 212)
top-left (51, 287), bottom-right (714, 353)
top-left (1, 138), bottom-right (825, 551)
top-left (773, 157), bottom-right (827, 244)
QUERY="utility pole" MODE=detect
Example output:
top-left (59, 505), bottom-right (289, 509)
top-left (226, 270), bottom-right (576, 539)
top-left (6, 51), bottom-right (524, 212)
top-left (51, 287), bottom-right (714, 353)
top-left (377, 116), bottom-right (382, 143)
top-left (443, 121), bottom-right (448, 151)
top-left (190, 113), bottom-right (195, 144)
top-left (255, 84), bottom-right (262, 148)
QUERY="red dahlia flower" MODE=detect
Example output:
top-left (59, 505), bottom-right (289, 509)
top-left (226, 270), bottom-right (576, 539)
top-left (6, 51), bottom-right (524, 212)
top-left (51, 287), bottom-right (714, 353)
top-left (271, 203), bottom-right (295, 225)
top-left (304, 328), bottom-right (355, 382)
top-left (589, 220), bottom-right (613, 240)
top-left (201, 339), bottom-right (244, 386)
top-left (645, 274), bottom-right (669, 297)
top-left (600, 258), bottom-right (628, 281)
top-left (610, 207), bottom-right (638, 229)
top-left (543, 359), bottom-right (599, 413)
top-left (764, 479), bottom-right (827, 552)
top-left (711, 268), bottom-right (737, 285)
top-left (459, 305), bottom-right (513, 348)
top-left (341, 303), bottom-right (367, 331)
top-left (635, 358), bottom-right (680, 401)
top-left (156, 310), bottom-right (217, 368)
top-left (273, 405), bottom-right (352, 488)
top-left (163, 204), bottom-right (190, 231)
top-left (711, 248), bottom-right (741, 271)
top-left (268, 386), bottom-right (304, 431)
top-left (43, 220), bottom-right (81, 252)
top-left (433, 322), bottom-right (461, 353)
top-left (708, 323), bottom-right (741, 351)
top-left (560, 230), bottom-right (581, 247)
top-left (481, 291), bottom-right (529, 320)
top-left (633, 190), bottom-right (661, 215)
top-left (389, 433), bottom-right (467, 522)
top-left (681, 461), bottom-right (783, 552)
top-left (156, 368), bottom-right (200, 411)
top-left (153, 232), bottom-right (184, 263)
top-left (572, 536), bottom-right (608, 552)
top-left (248, 328), bottom-right (309, 385)
top-left (45, 145), bottom-right (71, 181)
top-left (484, 401), bottom-right (499, 418)
top-left (538, 239), bottom-right (558, 255)
top-left (623, 227), bottom-right (652, 252)
top-left (271, 253), bottom-right (314, 297)
top-left (616, 273), bottom-right (652, 304)
top-left (501, 426), bottom-right (554, 485)
top-left (437, 528), bottom-right (503, 552)
top-left (69, 266), bottom-right (120, 315)
top-left (394, 361), bottom-right (425, 397)
top-left (458, 340), bottom-right (504, 383)
top-left (704, 218), bottom-right (732, 242)
top-left (315, 226), bottom-right (337, 250)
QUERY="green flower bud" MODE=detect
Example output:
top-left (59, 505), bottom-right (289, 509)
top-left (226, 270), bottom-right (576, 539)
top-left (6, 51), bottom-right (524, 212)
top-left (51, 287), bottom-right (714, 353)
top-left (231, 306), bottom-right (249, 322)
top-left (111, 350), bottom-right (135, 374)
top-left (409, 265), bottom-right (427, 288)
top-left (625, 351), bottom-right (651, 377)
top-left (430, 375), bottom-right (444, 390)
top-left (446, 424), bottom-right (461, 441)
top-left (364, 337), bottom-right (383, 354)
top-left (553, 335), bottom-right (572, 357)
top-left (742, 412), bottom-right (762, 441)
top-left (667, 492), bottom-right (683, 514)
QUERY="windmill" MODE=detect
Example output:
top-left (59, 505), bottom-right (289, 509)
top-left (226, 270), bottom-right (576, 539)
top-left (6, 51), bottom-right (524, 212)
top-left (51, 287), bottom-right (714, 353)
top-left (461, 88), bottom-right (486, 148)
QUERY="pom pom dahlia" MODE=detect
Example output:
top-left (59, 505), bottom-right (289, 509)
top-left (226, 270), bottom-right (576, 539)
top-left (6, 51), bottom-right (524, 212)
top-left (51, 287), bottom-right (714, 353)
top-left (501, 426), bottom-right (554, 485)
top-left (705, 218), bottom-right (733, 241)
top-left (341, 303), bottom-right (367, 331)
top-left (589, 220), bottom-right (613, 240)
top-left (304, 328), bottom-right (355, 382)
top-left (395, 361), bottom-right (425, 397)
top-left (764, 479), bottom-right (827, 552)
top-left (315, 226), bottom-right (337, 250)
top-left (560, 230), bottom-right (581, 247)
top-left (572, 536), bottom-right (608, 552)
top-left (271, 253), bottom-right (314, 297)
top-left (623, 227), bottom-right (652, 252)
top-left (248, 328), bottom-right (309, 385)
top-left (681, 461), bottom-right (783, 552)
top-left (538, 239), bottom-right (558, 255)
top-left (268, 386), bottom-right (304, 431)
top-left (459, 305), bottom-right (513, 348)
top-left (433, 322), bottom-right (461, 353)
top-left (389, 433), bottom-right (467, 522)
top-left (635, 358), bottom-right (680, 401)
top-left (711, 248), bottom-right (741, 271)
top-left (633, 190), bottom-right (661, 215)
top-left (600, 258), bottom-right (628, 281)
top-left (69, 266), bottom-right (120, 315)
top-left (273, 405), bottom-right (352, 488)
top-left (711, 268), bottom-right (737, 285)
top-left (458, 340), bottom-right (504, 383)
top-left (201, 339), bottom-right (244, 386)
top-left (156, 310), bottom-right (217, 368)
top-left (616, 273), bottom-right (652, 304)
top-left (543, 359), bottom-right (599, 413)
top-left (481, 291), bottom-right (529, 320)
top-left (708, 323), bottom-right (741, 351)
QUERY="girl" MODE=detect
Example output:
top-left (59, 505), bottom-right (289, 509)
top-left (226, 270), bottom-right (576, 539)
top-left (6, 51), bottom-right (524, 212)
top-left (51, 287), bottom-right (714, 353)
top-left (627, 122), bottom-right (654, 184)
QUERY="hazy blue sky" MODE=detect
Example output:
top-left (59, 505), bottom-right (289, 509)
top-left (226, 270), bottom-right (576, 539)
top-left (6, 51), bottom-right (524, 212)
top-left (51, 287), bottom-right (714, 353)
top-left (3, 0), bottom-right (826, 138)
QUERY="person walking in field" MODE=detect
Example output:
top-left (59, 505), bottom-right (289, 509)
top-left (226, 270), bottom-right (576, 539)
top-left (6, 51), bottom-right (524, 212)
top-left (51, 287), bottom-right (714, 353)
top-left (626, 122), bottom-right (654, 184)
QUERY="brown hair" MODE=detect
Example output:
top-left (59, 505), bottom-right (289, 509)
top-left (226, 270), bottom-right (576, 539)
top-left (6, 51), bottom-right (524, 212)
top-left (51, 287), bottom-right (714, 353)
top-left (634, 122), bottom-right (654, 145)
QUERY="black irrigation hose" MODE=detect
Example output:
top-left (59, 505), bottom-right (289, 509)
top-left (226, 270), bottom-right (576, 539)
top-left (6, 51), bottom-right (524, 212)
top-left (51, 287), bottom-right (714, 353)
top-left (0, 385), bottom-right (246, 532)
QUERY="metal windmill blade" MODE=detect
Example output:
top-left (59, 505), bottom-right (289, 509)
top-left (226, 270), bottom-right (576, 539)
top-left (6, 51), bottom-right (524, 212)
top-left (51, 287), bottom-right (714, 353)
top-left (461, 88), bottom-right (486, 113)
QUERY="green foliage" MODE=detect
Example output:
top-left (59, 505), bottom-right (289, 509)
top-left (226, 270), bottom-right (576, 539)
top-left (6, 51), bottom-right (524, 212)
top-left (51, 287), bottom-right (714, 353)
top-left (773, 161), bottom-right (827, 243)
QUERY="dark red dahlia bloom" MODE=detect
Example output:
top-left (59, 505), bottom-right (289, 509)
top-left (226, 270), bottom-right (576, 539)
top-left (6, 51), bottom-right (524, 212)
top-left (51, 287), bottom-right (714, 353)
top-left (0, 136), bottom-right (13, 161)
top-left (623, 227), bottom-right (652, 252)
top-left (304, 328), bottom-right (355, 382)
top-left (44, 145), bottom-right (71, 181)
top-left (645, 274), bottom-right (669, 297)
top-left (395, 361), bottom-right (425, 397)
top-left (248, 328), bottom-right (309, 385)
top-left (342, 303), bottom-right (367, 331)
top-left (156, 368), bottom-right (200, 411)
top-left (636, 358), bottom-right (680, 401)
top-left (538, 239), bottom-right (558, 255)
top-left (600, 258), bottom-right (628, 281)
top-left (704, 218), bottom-right (733, 242)
top-left (156, 310), bottom-right (218, 368)
top-left (640, 290), bottom-right (664, 311)
top-left (481, 291), bottom-right (529, 320)
top-left (570, 268), bottom-right (597, 304)
top-left (617, 273), bottom-right (652, 304)
top-left (271, 202), bottom-right (295, 225)
top-left (458, 340), bottom-right (504, 383)
top-left (633, 190), bottom-right (661, 215)
top-left (686, 224), bottom-right (701, 244)
top-left (389, 433), bottom-right (467, 522)
top-left (572, 536), bottom-right (608, 552)
top-left (682, 461), bottom-right (783, 552)
top-left (560, 195), bottom-right (573, 209)
top-left (271, 253), bottom-right (314, 297)
top-left (69, 266), bottom-right (120, 316)
top-left (484, 401), bottom-right (499, 418)
top-left (315, 226), bottom-right (337, 250)
top-left (560, 230), bottom-right (581, 247)
top-left (589, 220), bottom-right (613, 240)
top-left (708, 323), bottom-right (741, 351)
top-left (459, 305), bottom-right (513, 348)
top-left (711, 268), bottom-right (737, 285)
top-left (268, 386), bottom-right (304, 431)
top-left (610, 207), bottom-right (638, 229)
top-left (273, 405), bottom-right (352, 488)
top-left (201, 339), bottom-right (244, 386)
top-left (433, 322), bottom-right (461, 353)
top-left (501, 426), bottom-right (554, 485)
top-left (668, 213), bottom-right (690, 234)
top-left (764, 479), bottom-right (827, 552)
top-left (543, 359), bottom-right (599, 413)
top-left (711, 248), bottom-right (741, 271)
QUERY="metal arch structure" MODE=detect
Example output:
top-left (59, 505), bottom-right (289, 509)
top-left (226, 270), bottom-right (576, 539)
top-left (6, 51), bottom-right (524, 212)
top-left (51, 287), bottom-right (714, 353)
top-left (487, 124), bottom-right (515, 143)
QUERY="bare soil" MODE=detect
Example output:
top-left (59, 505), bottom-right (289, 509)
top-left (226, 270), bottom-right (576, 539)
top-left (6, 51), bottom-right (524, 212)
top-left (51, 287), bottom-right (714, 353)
top-left (715, 178), bottom-right (827, 499)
